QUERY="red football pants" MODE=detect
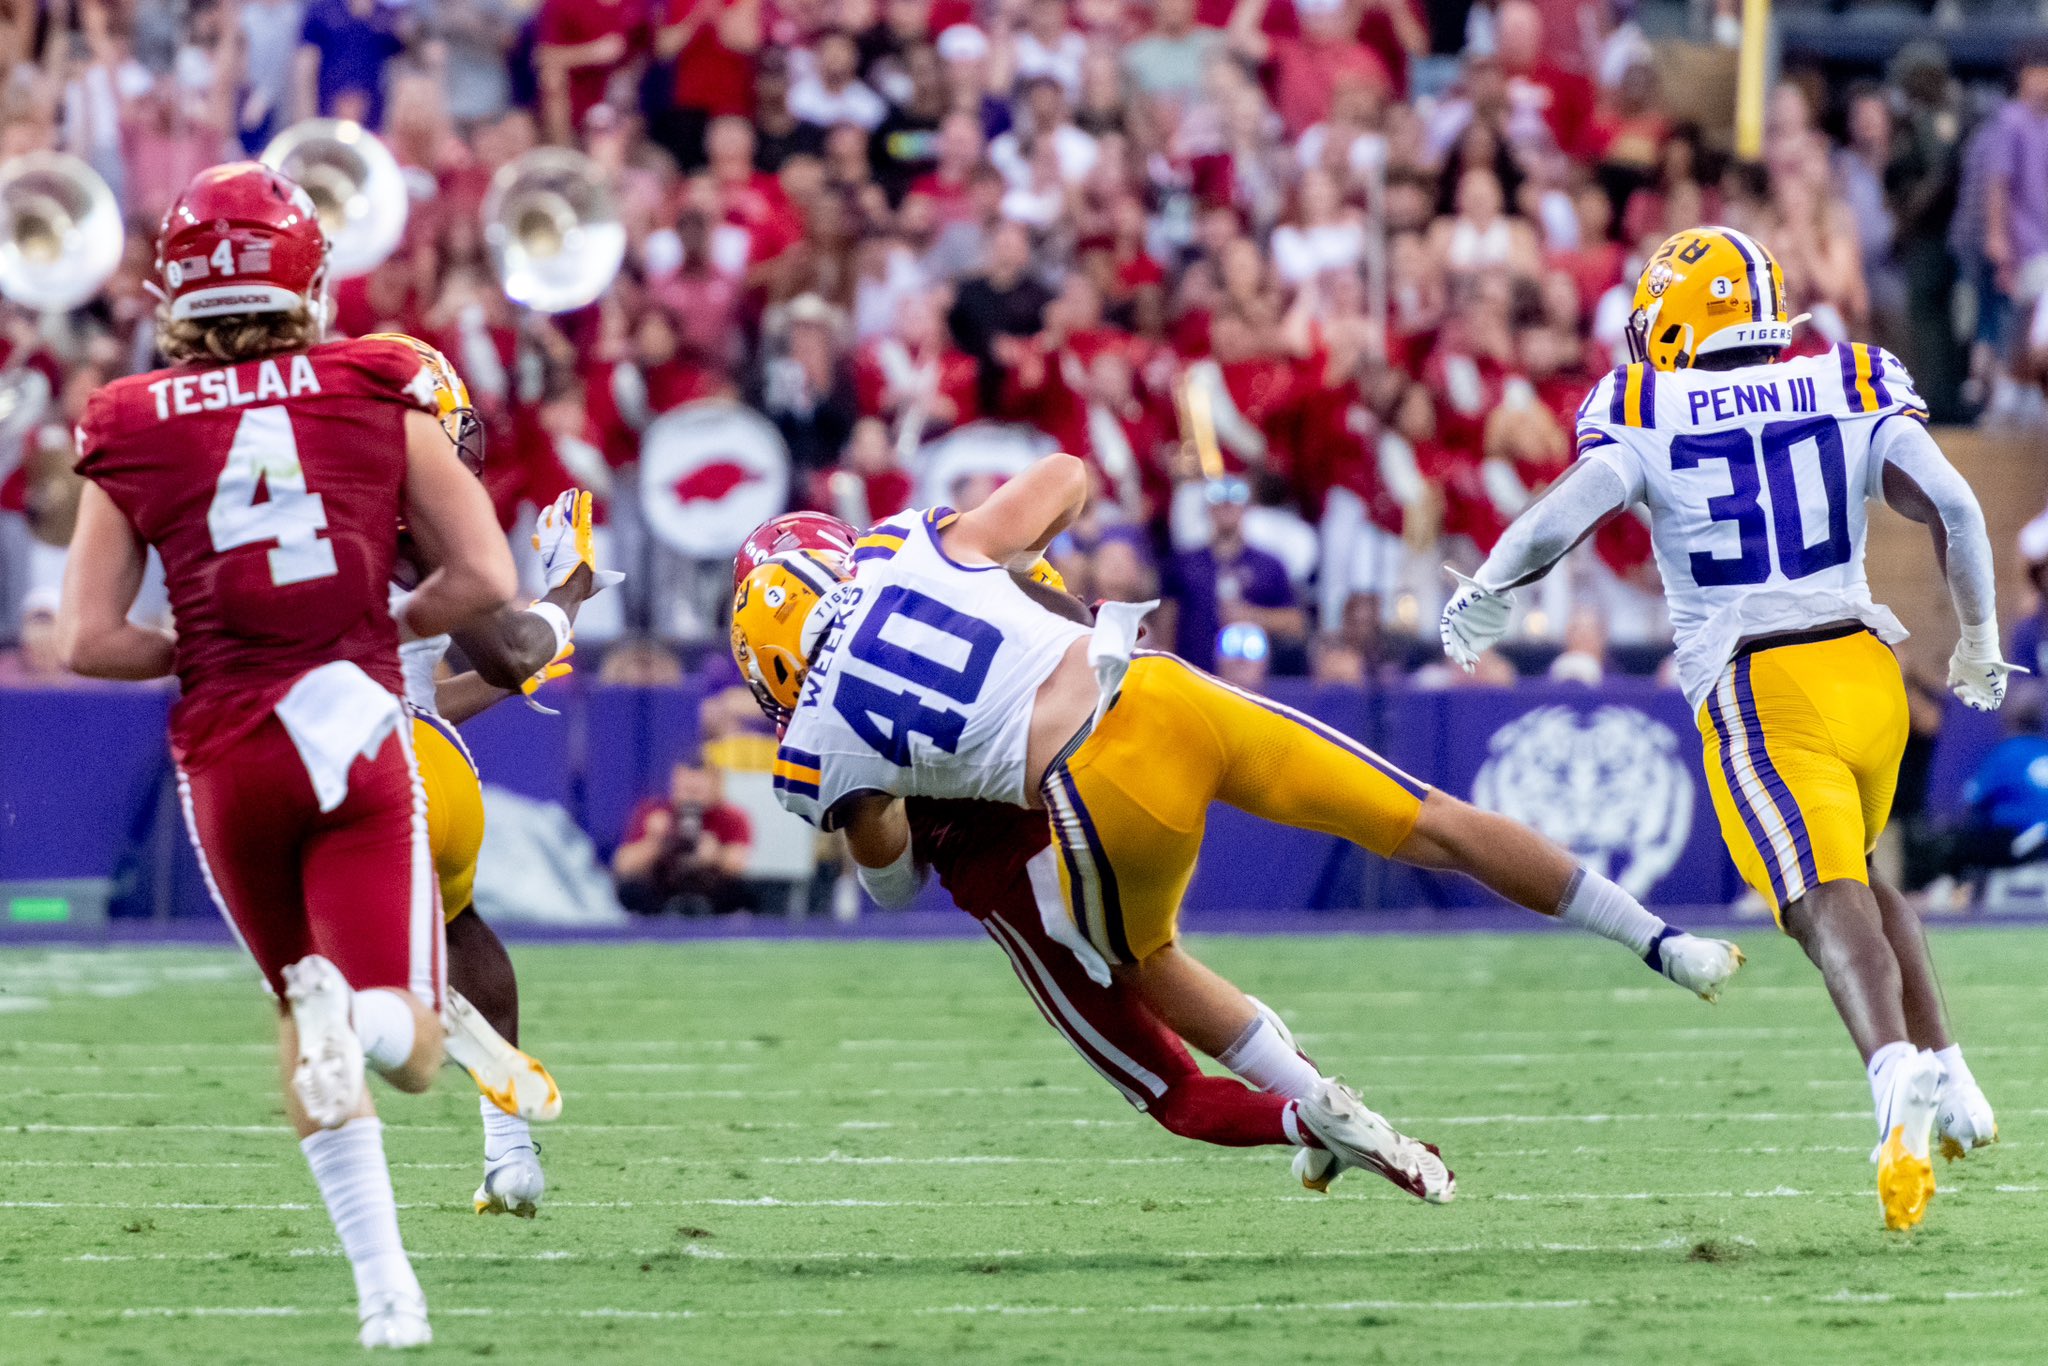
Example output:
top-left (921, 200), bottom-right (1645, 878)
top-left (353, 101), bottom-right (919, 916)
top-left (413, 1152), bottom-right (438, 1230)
top-left (979, 870), bottom-right (1296, 1149)
top-left (178, 714), bottom-right (442, 1006)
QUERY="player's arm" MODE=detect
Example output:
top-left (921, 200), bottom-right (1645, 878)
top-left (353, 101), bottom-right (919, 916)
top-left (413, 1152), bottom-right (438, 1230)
top-left (1876, 418), bottom-right (2017, 710)
top-left (941, 452), bottom-right (1088, 570)
top-left (1440, 459), bottom-right (1632, 670)
top-left (839, 793), bottom-right (925, 909)
top-left (56, 483), bottom-right (175, 680)
top-left (395, 409), bottom-right (518, 641)
top-left (436, 571), bottom-right (592, 721)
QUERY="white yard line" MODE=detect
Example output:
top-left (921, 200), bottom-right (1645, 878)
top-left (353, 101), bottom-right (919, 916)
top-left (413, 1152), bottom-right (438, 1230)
top-left (4, 1286), bottom-right (2034, 1324)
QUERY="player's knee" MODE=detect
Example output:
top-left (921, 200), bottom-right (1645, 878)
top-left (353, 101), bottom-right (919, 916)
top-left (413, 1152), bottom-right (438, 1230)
top-left (381, 997), bottom-right (446, 1092)
top-left (1396, 791), bottom-right (1484, 868)
top-left (1783, 879), bottom-right (1882, 953)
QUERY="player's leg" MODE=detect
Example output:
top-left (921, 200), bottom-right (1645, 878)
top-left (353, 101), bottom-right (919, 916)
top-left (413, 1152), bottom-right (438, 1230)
top-left (1047, 660), bottom-right (1452, 1201)
top-left (413, 712), bottom-right (559, 1217)
top-left (180, 723), bottom-right (431, 1348)
top-left (1704, 636), bottom-right (1942, 1230)
top-left (1857, 742), bottom-right (1997, 1158)
top-left (1175, 660), bottom-right (1742, 998)
top-left (445, 908), bottom-right (552, 1216)
top-left (980, 881), bottom-right (1307, 1150)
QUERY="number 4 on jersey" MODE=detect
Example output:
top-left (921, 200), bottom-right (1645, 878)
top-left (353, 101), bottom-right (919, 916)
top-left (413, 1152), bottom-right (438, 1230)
top-left (207, 404), bottom-right (338, 586)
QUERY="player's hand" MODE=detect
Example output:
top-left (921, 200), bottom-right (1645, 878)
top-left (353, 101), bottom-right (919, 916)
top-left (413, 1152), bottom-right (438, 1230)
top-left (1948, 640), bottom-right (2026, 712)
top-left (533, 490), bottom-right (626, 597)
top-left (1438, 567), bottom-right (1512, 673)
top-left (520, 640), bottom-right (574, 715)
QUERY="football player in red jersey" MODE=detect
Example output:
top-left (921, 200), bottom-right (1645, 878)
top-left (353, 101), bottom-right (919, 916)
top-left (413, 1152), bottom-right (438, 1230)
top-left (58, 163), bottom-right (519, 1350)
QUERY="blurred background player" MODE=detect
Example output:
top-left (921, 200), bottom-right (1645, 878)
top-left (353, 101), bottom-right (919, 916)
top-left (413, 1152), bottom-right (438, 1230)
top-left (1443, 225), bottom-right (2010, 1233)
top-left (734, 484), bottom-right (1742, 1202)
top-left (57, 163), bottom-right (518, 1349)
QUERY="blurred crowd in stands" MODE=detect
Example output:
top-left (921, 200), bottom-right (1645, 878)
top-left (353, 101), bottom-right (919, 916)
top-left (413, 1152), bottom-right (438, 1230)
top-left (1, 0), bottom-right (2047, 692)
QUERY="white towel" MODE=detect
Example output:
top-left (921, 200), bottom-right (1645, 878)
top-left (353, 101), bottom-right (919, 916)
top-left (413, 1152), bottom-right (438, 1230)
top-left (1086, 598), bottom-right (1156, 729)
top-left (1028, 845), bottom-right (1112, 988)
top-left (273, 661), bottom-right (406, 814)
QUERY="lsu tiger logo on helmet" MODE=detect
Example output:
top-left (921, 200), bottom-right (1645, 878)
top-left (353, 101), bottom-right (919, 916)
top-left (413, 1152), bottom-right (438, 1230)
top-left (365, 332), bottom-right (485, 473)
top-left (1626, 227), bottom-right (1795, 372)
top-left (731, 548), bottom-right (847, 725)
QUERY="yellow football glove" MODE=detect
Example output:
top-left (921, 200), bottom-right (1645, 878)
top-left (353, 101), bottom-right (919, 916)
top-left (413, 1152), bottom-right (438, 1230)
top-left (1027, 557), bottom-right (1067, 593)
top-left (520, 641), bottom-right (575, 715)
top-left (533, 490), bottom-right (625, 595)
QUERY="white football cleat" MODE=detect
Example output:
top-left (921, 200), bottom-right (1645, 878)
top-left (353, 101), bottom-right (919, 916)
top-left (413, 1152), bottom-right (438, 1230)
top-left (1937, 1073), bottom-right (1998, 1162)
top-left (443, 990), bottom-right (561, 1123)
top-left (1874, 1050), bottom-right (1942, 1232)
top-left (282, 955), bottom-right (365, 1130)
top-left (474, 1145), bottom-right (546, 1219)
top-left (358, 1290), bottom-right (432, 1349)
top-left (1292, 1144), bottom-right (1342, 1193)
top-left (1647, 929), bottom-right (1745, 1002)
top-left (1295, 1079), bottom-right (1454, 1204)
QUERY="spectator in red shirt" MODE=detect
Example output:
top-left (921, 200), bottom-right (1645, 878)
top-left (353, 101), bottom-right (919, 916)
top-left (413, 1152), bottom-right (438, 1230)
top-left (854, 290), bottom-right (980, 438)
top-left (534, 0), bottom-right (644, 145)
top-left (653, 0), bottom-right (763, 169)
top-left (1228, 0), bottom-right (1390, 140)
top-left (1496, 0), bottom-right (1595, 160)
top-left (613, 757), bottom-right (757, 916)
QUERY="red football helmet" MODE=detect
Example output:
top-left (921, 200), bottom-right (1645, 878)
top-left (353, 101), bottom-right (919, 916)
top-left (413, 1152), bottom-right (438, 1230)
top-left (155, 162), bottom-right (329, 322)
top-left (733, 512), bottom-right (858, 588)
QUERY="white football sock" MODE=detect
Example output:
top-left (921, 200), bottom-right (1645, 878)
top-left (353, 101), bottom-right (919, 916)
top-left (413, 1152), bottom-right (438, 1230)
top-left (1556, 867), bottom-right (1666, 957)
top-left (353, 989), bottom-right (417, 1075)
top-left (1934, 1043), bottom-right (1976, 1092)
top-left (1866, 1040), bottom-right (1917, 1133)
top-left (481, 1094), bottom-right (533, 1162)
top-left (1217, 1015), bottom-right (1322, 1102)
top-left (300, 1117), bottom-right (421, 1307)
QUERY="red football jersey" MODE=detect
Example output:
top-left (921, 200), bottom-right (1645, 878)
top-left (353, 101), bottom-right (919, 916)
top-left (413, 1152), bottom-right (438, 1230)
top-left (906, 798), bottom-right (1051, 920)
top-left (75, 336), bottom-right (440, 766)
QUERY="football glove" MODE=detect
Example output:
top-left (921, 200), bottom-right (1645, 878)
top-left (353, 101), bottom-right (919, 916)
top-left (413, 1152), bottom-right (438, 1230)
top-left (1027, 556), bottom-right (1067, 593)
top-left (1949, 623), bottom-right (2026, 712)
top-left (533, 489), bottom-right (626, 596)
top-left (1439, 567), bottom-right (1513, 672)
top-left (520, 641), bottom-right (575, 716)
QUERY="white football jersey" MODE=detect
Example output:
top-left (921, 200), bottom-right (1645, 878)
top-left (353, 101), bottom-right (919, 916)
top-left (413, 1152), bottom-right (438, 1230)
top-left (773, 508), bottom-right (1091, 826)
top-left (1577, 343), bottom-right (1924, 711)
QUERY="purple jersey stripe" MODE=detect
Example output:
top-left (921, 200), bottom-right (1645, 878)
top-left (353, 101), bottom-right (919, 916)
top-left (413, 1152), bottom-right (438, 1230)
top-left (1734, 656), bottom-right (1820, 892)
top-left (1866, 346), bottom-right (1894, 407)
top-left (1708, 681), bottom-right (1789, 908)
top-left (1837, 343), bottom-right (1861, 411)
top-left (1059, 768), bottom-right (1133, 963)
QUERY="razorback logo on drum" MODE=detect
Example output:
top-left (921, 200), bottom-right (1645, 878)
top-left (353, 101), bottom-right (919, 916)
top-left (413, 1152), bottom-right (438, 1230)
top-left (1471, 705), bottom-right (1693, 899)
top-left (672, 461), bottom-right (757, 504)
top-left (639, 401), bottom-right (791, 558)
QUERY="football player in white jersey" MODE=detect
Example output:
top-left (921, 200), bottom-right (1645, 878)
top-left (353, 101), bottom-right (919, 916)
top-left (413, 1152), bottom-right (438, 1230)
top-left (734, 461), bottom-right (1745, 1205)
top-left (1440, 226), bottom-right (2012, 1231)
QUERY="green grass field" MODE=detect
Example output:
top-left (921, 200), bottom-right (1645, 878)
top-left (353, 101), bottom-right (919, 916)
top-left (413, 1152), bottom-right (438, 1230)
top-left (3, 927), bottom-right (2047, 1364)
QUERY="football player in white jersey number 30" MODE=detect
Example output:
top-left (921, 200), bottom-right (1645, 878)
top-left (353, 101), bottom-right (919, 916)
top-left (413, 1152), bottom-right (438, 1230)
top-left (1442, 225), bottom-right (2012, 1231)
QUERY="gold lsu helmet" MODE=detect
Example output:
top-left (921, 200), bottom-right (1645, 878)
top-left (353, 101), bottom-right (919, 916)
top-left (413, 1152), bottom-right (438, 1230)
top-left (365, 331), bottom-right (485, 472)
top-left (732, 548), bottom-right (848, 725)
top-left (1627, 227), bottom-right (1795, 372)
